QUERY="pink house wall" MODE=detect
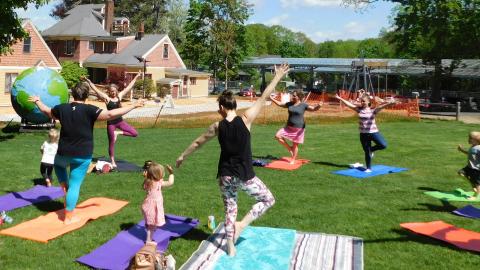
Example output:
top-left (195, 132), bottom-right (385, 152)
top-left (146, 42), bottom-right (183, 68)
top-left (117, 37), bottom-right (135, 53)
top-left (0, 22), bottom-right (60, 68)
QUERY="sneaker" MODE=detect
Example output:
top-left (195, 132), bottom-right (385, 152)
top-left (365, 169), bottom-right (372, 173)
top-left (349, 162), bottom-right (363, 168)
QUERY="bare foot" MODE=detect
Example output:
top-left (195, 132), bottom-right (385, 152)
top-left (227, 239), bottom-right (236, 257)
top-left (64, 215), bottom-right (81, 225)
top-left (289, 159), bottom-right (296, 165)
top-left (467, 196), bottom-right (479, 201)
top-left (234, 222), bottom-right (243, 244)
top-left (113, 130), bottom-right (122, 142)
top-left (45, 179), bottom-right (52, 187)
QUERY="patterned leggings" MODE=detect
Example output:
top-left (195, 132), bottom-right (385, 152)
top-left (219, 175), bottom-right (275, 239)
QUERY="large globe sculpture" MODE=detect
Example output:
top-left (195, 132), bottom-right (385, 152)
top-left (11, 66), bottom-right (69, 124)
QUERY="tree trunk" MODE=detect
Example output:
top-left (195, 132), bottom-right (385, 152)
top-left (224, 57), bottom-right (228, 91)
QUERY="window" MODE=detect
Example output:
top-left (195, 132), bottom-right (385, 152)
top-left (189, 77), bottom-right (197, 85)
top-left (5, 73), bottom-right (18, 93)
top-left (105, 42), bottom-right (116, 53)
top-left (65, 40), bottom-right (74, 55)
top-left (88, 41), bottom-right (94, 50)
top-left (163, 44), bottom-right (169, 58)
top-left (23, 37), bottom-right (31, 53)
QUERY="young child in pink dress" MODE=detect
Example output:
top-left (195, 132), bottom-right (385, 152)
top-left (141, 160), bottom-right (174, 243)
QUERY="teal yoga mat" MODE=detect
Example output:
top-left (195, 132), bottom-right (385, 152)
top-left (214, 226), bottom-right (296, 270)
top-left (424, 188), bottom-right (480, 202)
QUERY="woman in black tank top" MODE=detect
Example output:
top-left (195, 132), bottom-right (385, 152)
top-left (176, 64), bottom-right (290, 256)
top-left (85, 74), bottom-right (140, 168)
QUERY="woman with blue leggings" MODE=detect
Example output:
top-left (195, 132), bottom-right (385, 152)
top-left (30, 82), bottom-right (144, 224)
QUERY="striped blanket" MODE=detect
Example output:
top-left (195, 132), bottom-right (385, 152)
top-left (180, 223), bottom-right (363, 270)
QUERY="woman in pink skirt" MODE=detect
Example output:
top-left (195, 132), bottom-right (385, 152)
top-left (271, 90), bottom-right (322, 164)
top-left (141, 161), bottom-right (174, 243)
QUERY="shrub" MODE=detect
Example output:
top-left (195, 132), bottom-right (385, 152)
top-left (157, 85), bottom-right (171, 98)
top-left (133, 78), bottom-right (156, 98)
top-left (60, 61), bottom-right (88, 89)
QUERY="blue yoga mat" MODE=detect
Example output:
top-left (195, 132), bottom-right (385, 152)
top-left (214, 226), bottom-right (296, 270)
top-left (453, 205), bottom-right (480, 219)
top-left (332, 165), bottom-right (408, 178)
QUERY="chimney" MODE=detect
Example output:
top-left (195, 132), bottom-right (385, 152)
top-left (135, 22), bottom-right (144, 40)
top-left (104, 0), bottom-right (114, 33)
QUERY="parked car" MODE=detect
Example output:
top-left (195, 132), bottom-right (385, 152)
top-left (210, 85), bottom-right (225, 95)
top-left (238, 88), bottom-right (256, 97)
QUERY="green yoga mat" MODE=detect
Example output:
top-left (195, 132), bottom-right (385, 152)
top-left (424, 188), bottom-right (480, 202)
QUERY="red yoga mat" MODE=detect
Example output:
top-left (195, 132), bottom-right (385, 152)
top-left (400, 221), bottom-right (480, 253)
top-left (264, 157), bottom-right (310, 171)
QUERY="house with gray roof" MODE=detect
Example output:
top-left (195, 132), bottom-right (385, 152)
top-left (42, 0), bottom-right (210, 98)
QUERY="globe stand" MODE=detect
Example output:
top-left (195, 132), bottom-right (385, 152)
top-left (19, 118), bottom-right (55, 133)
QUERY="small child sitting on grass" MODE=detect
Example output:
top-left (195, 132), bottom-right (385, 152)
top-left (457, 131), bottom-right (480, 200)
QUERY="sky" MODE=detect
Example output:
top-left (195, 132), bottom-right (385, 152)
top-left (15, 0), bottom-right (397, 43)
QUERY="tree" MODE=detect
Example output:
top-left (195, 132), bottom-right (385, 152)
top-left (344, 0), bottom-right (480, 100)
top-left (183, 0), bottom-right (250, 88)
top-left (1, 0), bottom-right (48, 55)
top-left (207, 0), bottom-right (250, 88)
top-left (164, 0), bottom-right (188, 46)
top-left (357, 38), bottom-right (394, 58)
top-left (106, 0), bottom-right (169, 34)
top-left (182, 0), bottom-right (210, 69)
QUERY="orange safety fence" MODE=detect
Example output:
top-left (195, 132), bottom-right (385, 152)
top-left (88, 90), bottom-right (419, 130)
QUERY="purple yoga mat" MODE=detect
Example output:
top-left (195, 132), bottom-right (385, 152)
top-left (76, 214), bottom-right (199, 270)
top-left (453, 205), bottom-right (480, 219)
top-left (0, 185), bottom-right (63, 212)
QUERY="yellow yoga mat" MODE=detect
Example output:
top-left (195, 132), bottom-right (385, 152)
top-left (0, 197), bottom-right (128, 243)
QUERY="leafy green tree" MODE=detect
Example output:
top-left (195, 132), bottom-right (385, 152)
top-left (317, 41), bottom-right (336, 58)
top-left (60, 61), bottom-right (88, 89)
top-left (1, 0), bottom-right (48, 55)
top-left (344, 0), bottom-right (480, 100)
top-left (245, 24), bottom-right (270, 56)
top-left (182, 0), bottom-right (210, 69)
top-left (164, 0), bottom-right (188, 46)
top-left (357, 38), bottom-right (395, 58)
top-left (109, 0), bottom-right (168, 34)
top-left (183, 0), bottom-right (250, 87)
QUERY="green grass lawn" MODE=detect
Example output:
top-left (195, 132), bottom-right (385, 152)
top-left (0, 120), bottom-right (479, 269)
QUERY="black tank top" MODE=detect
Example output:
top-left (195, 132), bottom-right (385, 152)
top-left (106, 100), bottom-right (122, 125)
top-left (217, 116), bottom-right (255, 181)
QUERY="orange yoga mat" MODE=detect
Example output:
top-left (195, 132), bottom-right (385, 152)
top-left (0, 197), bottom-right (128, 243)
top-left (264, 157), bottom-right (310, 171)
top-left (400, 221), bottom-right (480, 253)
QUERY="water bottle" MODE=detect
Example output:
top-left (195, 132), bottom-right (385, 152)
top-left (1, 211), bottom-right (12, 224)
top-left (207, 215), bottom-right (216, 231)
